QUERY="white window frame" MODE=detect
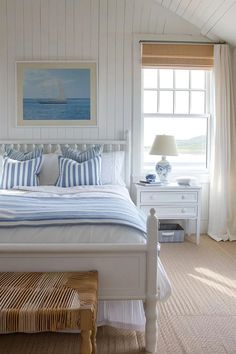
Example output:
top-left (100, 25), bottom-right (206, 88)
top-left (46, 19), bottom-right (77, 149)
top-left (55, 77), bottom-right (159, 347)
top-left (142, 68), bottom-right (212, 174)
top-left (132, 35), bottom-right (213, 184)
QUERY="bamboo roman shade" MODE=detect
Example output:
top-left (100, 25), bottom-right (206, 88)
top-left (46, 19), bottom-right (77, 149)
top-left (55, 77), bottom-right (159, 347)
top-left (141, 43), bottom-right (214, 69)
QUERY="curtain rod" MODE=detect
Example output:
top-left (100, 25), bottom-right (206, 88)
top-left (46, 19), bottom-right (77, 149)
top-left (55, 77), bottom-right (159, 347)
top-left (139, 40), bottom-right (225, 45)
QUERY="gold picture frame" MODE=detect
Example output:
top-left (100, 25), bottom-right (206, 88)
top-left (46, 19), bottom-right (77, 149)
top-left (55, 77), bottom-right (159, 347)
top-left (16, 61), bottom-right (97, 127)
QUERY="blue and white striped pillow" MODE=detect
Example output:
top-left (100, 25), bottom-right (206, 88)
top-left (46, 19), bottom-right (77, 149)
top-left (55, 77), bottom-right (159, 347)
top-left (4, 147), bottom-right (43, 161)
top-left (55, 155), bottom-right (101, 187)
top-left (61, 145), bottom-right (102, 163)
top-left (0, 156), bottom-right (43, 189)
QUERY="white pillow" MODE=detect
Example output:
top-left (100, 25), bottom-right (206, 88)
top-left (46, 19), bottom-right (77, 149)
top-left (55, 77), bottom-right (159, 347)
top-left (101, 151), bottom-right (125, 186)
top-left (38, 150), bottom-right (125, 186)
top-left (39, 154), bottom-right (59, 185)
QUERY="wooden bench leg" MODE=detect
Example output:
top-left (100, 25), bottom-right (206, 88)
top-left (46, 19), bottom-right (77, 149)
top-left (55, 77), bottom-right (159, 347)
top-left (80, 308), bottom-right (96, 354)
top-left (81, 330), bottom-right (92, 354)
top-left (91, 327), bottom-right (97, 354)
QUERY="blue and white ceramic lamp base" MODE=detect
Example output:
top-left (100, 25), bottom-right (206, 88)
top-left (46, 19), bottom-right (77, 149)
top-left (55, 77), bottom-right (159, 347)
top-left (156, 156), bottom-right (171, 184)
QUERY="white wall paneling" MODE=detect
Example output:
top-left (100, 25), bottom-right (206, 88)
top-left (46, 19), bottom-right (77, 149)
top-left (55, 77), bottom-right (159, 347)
top-left (0, 0), bottom-right (8, 138)
top-left (0, 0), bottom-right (205, 141)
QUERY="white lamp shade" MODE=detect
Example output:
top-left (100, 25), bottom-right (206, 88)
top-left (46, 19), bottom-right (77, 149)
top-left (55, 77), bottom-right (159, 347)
top-left (150, 135), bottom-right (178, 156)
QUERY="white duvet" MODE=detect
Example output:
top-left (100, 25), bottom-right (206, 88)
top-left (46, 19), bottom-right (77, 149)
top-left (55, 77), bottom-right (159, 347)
top-left (0, 185), bottom-right (146, 244)
top-left (0, 185), bottom-right (171, 330)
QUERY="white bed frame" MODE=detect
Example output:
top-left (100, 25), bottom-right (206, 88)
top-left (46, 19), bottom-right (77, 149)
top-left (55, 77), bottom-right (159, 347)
top-left (0, 132), bottom-right (159, 353)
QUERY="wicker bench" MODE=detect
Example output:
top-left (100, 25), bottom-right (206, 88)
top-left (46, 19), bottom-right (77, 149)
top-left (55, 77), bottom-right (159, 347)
top-left (0, 271), bottom-right (98, 354)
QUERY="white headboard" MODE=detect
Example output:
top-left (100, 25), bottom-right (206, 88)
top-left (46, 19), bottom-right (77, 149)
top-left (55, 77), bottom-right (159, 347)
top-left (0, 130), bottom-right (131, 188)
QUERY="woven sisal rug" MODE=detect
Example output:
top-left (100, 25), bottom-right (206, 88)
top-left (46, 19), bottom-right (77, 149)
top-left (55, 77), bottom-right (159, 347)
top-left (0, 236), bottom-right (235, 354)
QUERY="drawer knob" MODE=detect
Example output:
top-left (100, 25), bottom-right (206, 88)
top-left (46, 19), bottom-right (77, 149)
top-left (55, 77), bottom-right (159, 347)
top-left (181, 195), bottom-right (185, 200)
top-left (181, 208), bottom-right (186, 213)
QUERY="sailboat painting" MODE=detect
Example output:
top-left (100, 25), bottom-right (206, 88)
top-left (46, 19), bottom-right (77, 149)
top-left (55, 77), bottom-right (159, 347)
top-left (16, 62), bottom-right (97, 126)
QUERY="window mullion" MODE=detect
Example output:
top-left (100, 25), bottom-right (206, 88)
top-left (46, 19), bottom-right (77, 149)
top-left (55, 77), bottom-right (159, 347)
top-left (143, 113), bottom-right (209, 119)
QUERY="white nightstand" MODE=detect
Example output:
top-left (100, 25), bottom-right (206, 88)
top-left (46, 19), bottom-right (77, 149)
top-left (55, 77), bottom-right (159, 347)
top-left (135, 183), bottom-right (202, 245)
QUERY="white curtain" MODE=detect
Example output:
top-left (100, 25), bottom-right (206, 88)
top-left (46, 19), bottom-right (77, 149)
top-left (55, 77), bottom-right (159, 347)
top-left (208, 44), bottom-right (236, 241)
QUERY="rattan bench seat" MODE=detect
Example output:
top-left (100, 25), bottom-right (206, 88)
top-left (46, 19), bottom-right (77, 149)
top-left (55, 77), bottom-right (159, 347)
top-left (0, 271), bottom-right (98, 354)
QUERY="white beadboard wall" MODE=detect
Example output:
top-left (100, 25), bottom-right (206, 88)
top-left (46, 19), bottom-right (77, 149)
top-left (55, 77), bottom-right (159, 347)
top-left (0, 0), bottom-right (210, 233)
top-left (0, 0), bottom-right (203, 141)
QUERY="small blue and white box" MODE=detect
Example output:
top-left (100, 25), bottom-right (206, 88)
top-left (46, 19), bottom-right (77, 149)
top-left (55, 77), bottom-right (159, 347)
top-left (146, 174), bottom-right (156, 183)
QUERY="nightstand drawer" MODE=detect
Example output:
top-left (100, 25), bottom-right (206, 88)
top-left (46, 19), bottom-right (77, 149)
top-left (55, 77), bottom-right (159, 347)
top-left (141, 205), bottom-right (197, 217)
top-left (140, 191), bottom-right (197, 204)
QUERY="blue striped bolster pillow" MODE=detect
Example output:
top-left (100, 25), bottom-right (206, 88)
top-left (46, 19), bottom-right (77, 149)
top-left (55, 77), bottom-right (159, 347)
top-left (4, 147), bottom-right (43, 160)
top-left (61, 145), bottom-right (102, 163)
top-left (55, 155), bottom-right (102, 187)
top-left (0, 156), bottom-right (43, 189)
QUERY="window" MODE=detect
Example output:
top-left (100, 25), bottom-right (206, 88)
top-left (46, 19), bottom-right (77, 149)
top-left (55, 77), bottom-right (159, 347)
top-left (142, 68), bottom-right (212, 173)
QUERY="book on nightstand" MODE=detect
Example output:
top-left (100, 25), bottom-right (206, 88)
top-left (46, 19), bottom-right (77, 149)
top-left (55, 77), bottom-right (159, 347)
top-left (137, 181), bottom-right (162, 186)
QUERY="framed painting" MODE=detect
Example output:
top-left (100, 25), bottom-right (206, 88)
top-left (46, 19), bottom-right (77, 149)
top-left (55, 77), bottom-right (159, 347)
top-left (16, 61), bottom-right (97, 126)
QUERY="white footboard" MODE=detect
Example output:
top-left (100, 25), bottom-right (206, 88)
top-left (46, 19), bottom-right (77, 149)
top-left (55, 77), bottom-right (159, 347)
top-left (0, 244), bottom-right (147, 300)
top-left (0, 209), bottom-right (159, 353)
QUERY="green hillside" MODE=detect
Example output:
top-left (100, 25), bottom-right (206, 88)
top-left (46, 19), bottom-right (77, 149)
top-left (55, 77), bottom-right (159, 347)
top-left (144, 135), bottom-right (206, 154)
top-left (176, 135), bottom-right (206, 154)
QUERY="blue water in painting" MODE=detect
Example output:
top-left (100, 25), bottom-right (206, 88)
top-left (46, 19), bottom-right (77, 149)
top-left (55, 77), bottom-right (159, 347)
top-left (23, 98), bottom-right (90, 120)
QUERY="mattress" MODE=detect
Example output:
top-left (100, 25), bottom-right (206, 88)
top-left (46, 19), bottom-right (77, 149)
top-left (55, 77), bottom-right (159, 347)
top-left (0, 223), bottom-right (146, 244)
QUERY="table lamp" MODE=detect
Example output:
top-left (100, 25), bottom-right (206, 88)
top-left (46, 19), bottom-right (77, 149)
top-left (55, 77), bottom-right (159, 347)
top-left (150, 135), bottom-right (178, 184)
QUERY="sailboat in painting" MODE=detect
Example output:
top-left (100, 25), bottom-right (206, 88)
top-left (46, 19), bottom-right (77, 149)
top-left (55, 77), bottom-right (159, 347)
top-left (38, 82), bottom-right (67, 104)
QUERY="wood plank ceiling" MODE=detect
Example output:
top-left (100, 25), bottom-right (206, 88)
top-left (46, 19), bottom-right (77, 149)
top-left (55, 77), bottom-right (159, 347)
top-left (155, 0), bottom-right (236, 47)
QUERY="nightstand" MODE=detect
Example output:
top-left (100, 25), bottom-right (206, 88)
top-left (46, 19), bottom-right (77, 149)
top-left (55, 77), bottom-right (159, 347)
top-left (135, 183), bottom-right (202, 245)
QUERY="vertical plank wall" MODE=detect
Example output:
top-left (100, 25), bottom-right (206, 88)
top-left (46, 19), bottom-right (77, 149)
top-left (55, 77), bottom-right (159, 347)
top-left (0, 0), bottom-right (210, 232)
top-left (0, 0), bottom-right (203, 141)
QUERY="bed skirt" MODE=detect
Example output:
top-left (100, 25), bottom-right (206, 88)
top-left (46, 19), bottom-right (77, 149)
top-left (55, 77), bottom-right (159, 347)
top-left (97, 300), bottom-right (146, 331)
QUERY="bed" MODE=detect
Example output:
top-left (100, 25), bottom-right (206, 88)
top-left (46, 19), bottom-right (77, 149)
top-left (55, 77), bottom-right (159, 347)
top-left (0, 132), bottom-right (171, 353)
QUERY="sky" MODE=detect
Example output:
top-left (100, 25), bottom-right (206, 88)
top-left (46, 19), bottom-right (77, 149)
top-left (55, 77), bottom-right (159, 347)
top-left (23, 68), bottom-right (90, 99)
top-left (144, 117), bottom-right (206, 144)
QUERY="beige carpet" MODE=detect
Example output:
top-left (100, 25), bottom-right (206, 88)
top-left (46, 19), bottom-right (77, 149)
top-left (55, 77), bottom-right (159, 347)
top-left (0, 235), bottom-right (236, 354)
top-left (156, 235), bottom-right (236, 354)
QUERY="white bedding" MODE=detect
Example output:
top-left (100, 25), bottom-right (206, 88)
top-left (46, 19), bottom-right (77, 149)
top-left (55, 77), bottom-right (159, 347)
top-left (0, 185), bottom-right (171, 330)
top-left (0, 224), bottom-right (146, 244)
top-left (0, 185), bottom-right (146, 243)
top-left (0, 184), bottom-right (131, 198)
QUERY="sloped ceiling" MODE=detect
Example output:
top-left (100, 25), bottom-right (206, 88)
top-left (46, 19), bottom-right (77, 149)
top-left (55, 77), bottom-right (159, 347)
top-left (155, 0), bottom-right (236, 47)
